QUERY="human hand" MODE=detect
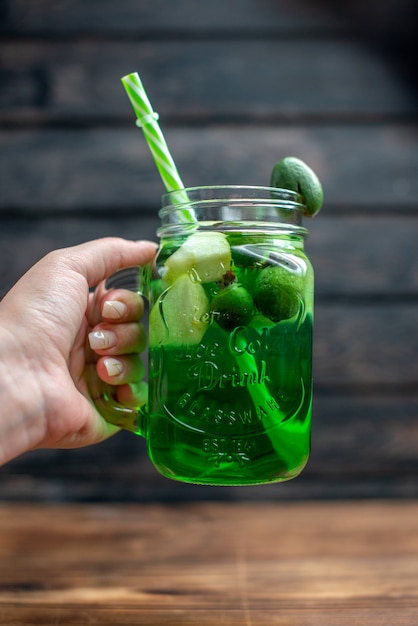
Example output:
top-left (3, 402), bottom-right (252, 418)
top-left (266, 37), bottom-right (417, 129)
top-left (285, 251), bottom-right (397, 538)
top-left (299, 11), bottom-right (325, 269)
top-left (0, 237), bottom-right (157, 465)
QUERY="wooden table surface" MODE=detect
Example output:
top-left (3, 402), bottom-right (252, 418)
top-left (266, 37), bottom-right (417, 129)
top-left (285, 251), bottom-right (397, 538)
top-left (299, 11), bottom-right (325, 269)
top-left (0, 501), bottom-right (417, 625)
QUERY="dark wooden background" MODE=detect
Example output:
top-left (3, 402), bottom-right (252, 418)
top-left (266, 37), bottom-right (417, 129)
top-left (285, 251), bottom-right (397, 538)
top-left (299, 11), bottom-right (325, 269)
top-left (1, 0), bottom-right (417, 502)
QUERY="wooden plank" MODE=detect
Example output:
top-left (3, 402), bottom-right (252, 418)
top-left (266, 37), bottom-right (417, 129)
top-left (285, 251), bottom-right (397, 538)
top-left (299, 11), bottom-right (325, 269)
top-left (0, 0), bottom-right (345, 34)
top-left (2, 215), bottom-right (418, 297)
top-left (0, 217), bottom-right (159, 297)
top-left (338, 1), bottom-right (418, 39)
top-left (2, 442), bottom-right (418, 501)
top-left (314, 303), bottom-right (418, 386)
top-left (1, 40), bottom-right (415, 119)
top-left (0, 501), bottom-right (417, 624)
top-left (308, 216), bottom-right (418, 295)
top-left (311, 394), bottom-right (418, 474)
top-left (1, 607), bottom-right (417, 626)
top-left (1, 126), bottom-right (417, 212)
top-left (1, 467), bottom-right (418, 501)
top-left (0, 391), bottom-right (417, 501)
top-left (0, 500), bottom-right (417, 560)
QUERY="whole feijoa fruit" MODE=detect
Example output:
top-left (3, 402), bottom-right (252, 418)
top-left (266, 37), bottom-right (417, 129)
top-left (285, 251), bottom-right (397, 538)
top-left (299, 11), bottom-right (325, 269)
top-left (271, 156), bottom-right (323, 217)
top-left (210, 283), bottom-right (254, 331)
top-left (254, 264), bottom-right (303, 322)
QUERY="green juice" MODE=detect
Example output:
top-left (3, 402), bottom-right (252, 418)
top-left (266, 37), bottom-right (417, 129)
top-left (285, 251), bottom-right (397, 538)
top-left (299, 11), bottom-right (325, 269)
top-left (145, 232), bottom-right (313, 485)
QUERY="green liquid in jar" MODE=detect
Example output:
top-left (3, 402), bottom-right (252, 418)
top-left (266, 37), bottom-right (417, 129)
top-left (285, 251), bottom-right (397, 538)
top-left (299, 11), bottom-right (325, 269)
top-left (145, 233), bottom-right (313, 485)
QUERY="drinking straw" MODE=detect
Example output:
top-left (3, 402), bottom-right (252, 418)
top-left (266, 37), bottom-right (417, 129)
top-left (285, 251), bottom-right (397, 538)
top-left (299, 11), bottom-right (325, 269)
top-left (232, 349), bottom-right (302, 467)
top-left (121, 72), bottom-right (195, 222)
top-left (121, 71), bottom-right (292, 470)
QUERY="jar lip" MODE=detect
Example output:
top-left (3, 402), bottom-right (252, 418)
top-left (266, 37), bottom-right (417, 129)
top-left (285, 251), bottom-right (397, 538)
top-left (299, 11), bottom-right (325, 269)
top-left (162, 184), bottom-right (303, 200)
top-left (161, 184), bottom-right (304, 208)
top-left (159, 185), bottom-right (308, 237)
top-left (159, 185), bottom-right (306, 218)
top-left (164, 184), bottom-right (301, 194)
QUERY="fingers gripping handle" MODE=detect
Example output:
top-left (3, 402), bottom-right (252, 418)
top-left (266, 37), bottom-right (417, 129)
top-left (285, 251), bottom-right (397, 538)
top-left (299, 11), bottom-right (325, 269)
top-left (88, 266), bottom-right (149, 436)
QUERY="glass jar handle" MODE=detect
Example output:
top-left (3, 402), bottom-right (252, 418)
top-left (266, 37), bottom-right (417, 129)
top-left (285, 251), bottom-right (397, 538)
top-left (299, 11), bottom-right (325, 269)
top-left (87, 267), bottom-right (149, 435)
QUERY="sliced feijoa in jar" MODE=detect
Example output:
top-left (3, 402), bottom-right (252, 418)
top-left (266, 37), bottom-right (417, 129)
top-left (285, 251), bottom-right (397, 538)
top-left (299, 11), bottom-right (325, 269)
top-left (163, 231), bottom-right (232, 283)
top-left (149, 273), bottom-right (210, 347)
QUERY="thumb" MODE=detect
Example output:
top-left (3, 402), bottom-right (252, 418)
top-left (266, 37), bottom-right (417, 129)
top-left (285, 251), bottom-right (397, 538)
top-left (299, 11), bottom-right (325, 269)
top-left (59, 238), bottom-right (158, 288)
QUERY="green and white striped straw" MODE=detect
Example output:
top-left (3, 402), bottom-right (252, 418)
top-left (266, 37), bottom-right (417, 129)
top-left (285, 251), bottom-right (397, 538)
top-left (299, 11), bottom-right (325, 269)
top-left (121, 72), bottom-right (195, 223)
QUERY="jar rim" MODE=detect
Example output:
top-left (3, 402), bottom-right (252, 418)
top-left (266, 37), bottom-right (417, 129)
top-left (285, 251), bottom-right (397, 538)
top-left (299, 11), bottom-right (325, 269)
top-left (161, 184), bottom-right (304, 210)
top-left (158, 184), bottom-right (308, 238)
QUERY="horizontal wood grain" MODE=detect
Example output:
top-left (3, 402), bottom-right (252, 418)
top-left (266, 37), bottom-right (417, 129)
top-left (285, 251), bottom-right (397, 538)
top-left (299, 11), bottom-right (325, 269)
top-left (2, 40), bottom-right (414, 120)
top-left (2, 126), bottom-right (418, 213)
top-left (0, 501), bottom-right (417, 624)
top-left (1, 393), bottom-right (417, 502)
top-left (0, 0), bottom-right (345, 35)
top-left (314, 304), bottom-right (418, 385)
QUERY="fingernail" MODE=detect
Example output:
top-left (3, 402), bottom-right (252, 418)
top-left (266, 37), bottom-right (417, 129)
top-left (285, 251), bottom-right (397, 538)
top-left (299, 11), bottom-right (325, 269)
top-left (88, 330), bottom-right (117, 350)
top-left (103, 358), bottom-right (124, 377)
top-left (102, 300), bottom-right (127, 320)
